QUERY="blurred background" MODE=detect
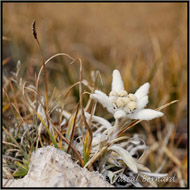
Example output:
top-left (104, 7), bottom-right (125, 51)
top-left (3, 2), bottom-right (187, 187)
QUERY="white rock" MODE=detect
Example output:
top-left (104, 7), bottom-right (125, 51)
top-left (3, 146), bottom-right (113, 187)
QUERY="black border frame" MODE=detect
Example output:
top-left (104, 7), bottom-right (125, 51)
top-left (1, 1), bottom-right (189, 189)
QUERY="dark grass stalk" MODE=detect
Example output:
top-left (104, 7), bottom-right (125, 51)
top-left (56, 83), bottom-right (81, 129)
top-left (63, 101), bottom-right (81, 133)
top-left (78, 59), bottom-right (93, 166)
top-left (34, 73), bottom-right (39, 127)
top-left (87, 101), bottom-right (96, 128)
top-left (51, 124), bottom-right (83, 166)
top-left (79, 59), bottom-right (93, 147)
top-left (32, 20), bottom-right (49, 114)
top-left (58, 106), bottom-right (65, 131)
top-left (67, 103), bottom-right (80, 153)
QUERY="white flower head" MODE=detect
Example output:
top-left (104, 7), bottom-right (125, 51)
top-left (90, 70), bottom-right (163, 121)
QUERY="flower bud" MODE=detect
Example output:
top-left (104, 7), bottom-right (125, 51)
top-left (128, 93), bottom-right (137, 101)
top-left (109, 90), bottom-right (117, 97)
top-left (127, 101), bottom-right (137, 111)
top-left (118, 90), bottom-right (128, 97)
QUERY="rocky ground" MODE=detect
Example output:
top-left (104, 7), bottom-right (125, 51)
top-left (3, 146), bottom-right (113, 187)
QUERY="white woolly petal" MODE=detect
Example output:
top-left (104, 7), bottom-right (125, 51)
top-left (114, 110), bottom-right (126, 120)
top-left (112, 70), bottom-right (124, 92)
top-left (137, 95), bottom-right (149, 110)
top-left (92, 135), bottom-right (101, 146)
top-left (108, 145), bottom-right (138, 173)
top-left (90, 92), bottom-right (114, 113)
top-left (94, 90), bottom-right (108, 97)
top-left (93, 125), bottom-right (107, 136)
top-left (85, 112), bottom-right (112, 129)
top-left (37, 97), bottom-right (46, 118)
top-left (128, 109), bottom-right (164, 120)
top-left (135, 82), bottom-right (150, 99)
top-left (60, 119), bottom-right (66, 126)
top-left (140, 171), bottom-right (168, 178)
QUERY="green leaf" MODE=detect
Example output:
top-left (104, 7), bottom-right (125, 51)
top-left (14, 169), bottom-right (28, 177)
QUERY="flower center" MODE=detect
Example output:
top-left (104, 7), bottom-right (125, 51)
top-left (109, 90), bottom-right (137, 113)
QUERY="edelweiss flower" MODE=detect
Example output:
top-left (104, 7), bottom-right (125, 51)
top-left (90, 70), bottom-right (163, 120)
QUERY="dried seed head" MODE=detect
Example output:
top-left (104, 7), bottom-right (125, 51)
top-left (118, 90), bottom-right (128, 97)
top-left (128, 93), bottom-right (137, 101)
top-left (127, 101), bottom-right (137, 111)
top-left (32, 20), bottom-right (37, 39)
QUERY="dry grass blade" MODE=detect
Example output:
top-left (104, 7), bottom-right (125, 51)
top-left (2, 126), bottom-right (27, 159)
top-left (36, 53), bottom-right (75, 92)
top-left (63, 81), bottom-right (81, 100)
top-left (9, 79), bottom-right (20, 118)
top-left (21, 84), bottom-right (58, 148)
top-left (117, 100), bottom-right (179, 137)
top-left (3, 141), bottom-right (21, 149)
top-left (84, 146), bottom-right (107, 169)
top-left (78, 58), bottom-right (93, 163)
top-left (52, 124), bottom-right (83, 166)
top-left (3, 168), bottom-right (19, 187)
top-left (156, 100), bottom-right (179, 111)
top-left (117, 120), bottom-right (140, 137)
top-left (84, 136), bottom-right (127, 169)
top-left (32, 107), bottom-right (58, 148)
top-left (11, 103), bottom-right (24, 123)
top-left (163, 146), bottom-right (182, 167)
top-left (87, 101), bottom-right (96, 128)
top-left (67, 103), bottom-right (80, 153)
